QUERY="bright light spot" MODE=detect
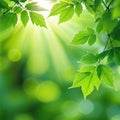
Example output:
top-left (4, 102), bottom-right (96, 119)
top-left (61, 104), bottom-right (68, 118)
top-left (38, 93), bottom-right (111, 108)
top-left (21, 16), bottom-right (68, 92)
top-left (78, 100), bottom-right (94, 114)
top-left (35, 81), bottom-right (60, 102)
top-left (8, 48), bottom-right (22, 62)
top-left (111, 115), bottom-right (120, 120)
top-left (35, 0), bottom-right (52, 10)
top-left (26, 28), bottom-right (50, 75)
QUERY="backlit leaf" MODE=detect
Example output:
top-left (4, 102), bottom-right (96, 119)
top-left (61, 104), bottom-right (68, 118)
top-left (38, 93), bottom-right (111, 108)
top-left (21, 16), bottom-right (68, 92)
top-left (70, 70), bottom-right (100, 99)
top-left (107, 49), bottom-right (114, 63)
top-left (25, 2), bottom-right (47, 11)
top-left (97, 64), bottom-right (114, 87)
top-left (49, 2), bottom-right (68, 16)
top-left (114, 47), bottom-right (120, 65)
top-left (71, 31), bottom-right (90, 45)
top-left (0, 1), bottom-right (8, 9)
top-left (71, 28), bottom-right (96, 45)
top-left (30, 12), bottom-right (46, 27)
top-left (13, 6), bottom-right (22, 13)
top-left (98, 50), bottom-right (109, 60)
top-left (75, 3), bottom-right (82, 17)
top-left (88, 34), bottom-right (96, 46)
top-left (81, 53), bottom-right (98, 64)
top-left (59, 4), bottom-right (74, 23)
top-left (0, 12), bottom-right (17, 31)
top-left (21, 10), bottom-right (29, 26)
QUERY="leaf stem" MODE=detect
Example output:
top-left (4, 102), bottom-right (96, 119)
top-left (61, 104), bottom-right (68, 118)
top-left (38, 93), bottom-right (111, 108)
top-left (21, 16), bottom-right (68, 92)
top-left (103, 36), bottom-right (109, 51)
top-left (16, 0), bottom-right (23, 7)
top-left (102, 0), bottom-right (115, 11)
top-left (108, 34), bottom-right (113, 48)
top-left (96, 34), bottom-right (110, 66)
top-left (97, 0), bottom-right (115, 65)
top-left (102, 0), bottom-right (109, 10)
top-left (108, 0), bottom-right (114, 8)
top-left (2, 3), bottom-right (16, 15)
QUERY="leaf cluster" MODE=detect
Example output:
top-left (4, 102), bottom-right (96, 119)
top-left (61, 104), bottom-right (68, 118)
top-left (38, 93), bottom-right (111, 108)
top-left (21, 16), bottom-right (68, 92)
top-left (70, 64), bottom-right (114, 99)
top-left (0, 0), bottom-right (47, 30)
top-left (49, 0), bottom-right (83, 23)
top-left (0, 0), bottom-right (120, 99)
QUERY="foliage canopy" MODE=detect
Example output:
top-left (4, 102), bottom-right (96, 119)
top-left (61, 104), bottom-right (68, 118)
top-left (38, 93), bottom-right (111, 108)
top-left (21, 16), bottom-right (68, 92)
top-left (0, 0), bottom-right (120, 98)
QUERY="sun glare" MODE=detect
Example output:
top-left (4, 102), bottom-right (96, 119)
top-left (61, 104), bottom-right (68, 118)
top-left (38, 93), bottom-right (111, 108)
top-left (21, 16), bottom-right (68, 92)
top-left (3, 2), bottom-right (95, 84)
top-left (35, 0), bottom-right (52, 10)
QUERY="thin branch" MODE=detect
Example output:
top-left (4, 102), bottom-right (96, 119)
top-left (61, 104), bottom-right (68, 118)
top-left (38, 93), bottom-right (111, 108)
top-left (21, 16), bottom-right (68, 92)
top-left (103, 37), bottom-right (109, 51)
top-left (16, 0), bottom-right (23, 7)
top-left (1, 0), bottom-right (24, 16)
top-left (97, 34), bottom-right (111, 65)
top-left (108, 0), bottom-right (114, 8)
top-left (96, 0), bottom-right (115, 65)
top-left (2, 3), bottom-right (16, 15)
top-left (102, 0), bottom-right (109, 10)
top-left (108, 34), bottom-right (113, 48)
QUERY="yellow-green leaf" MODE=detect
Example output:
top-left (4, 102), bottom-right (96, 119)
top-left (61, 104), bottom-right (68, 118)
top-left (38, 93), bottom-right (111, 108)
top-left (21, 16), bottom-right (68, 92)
top-left (81, 53), bottom-right (98, 64)
top-left (25, 2), bottom-right (47, 11)
top-left (70, 70), bottom-right (100, 99)
top-left (71, 31), bottom-right (90, 45)
top-left (97, 64), bottom-right (114, 87)
top-left (59, 5), bottom-right (74, 23)
top-left (30, 12), bottom-right (46, 27)
top-left (75, 3), bottom-right (82, 17)
top-left (49, 2), bottom-right (68, 16)
top-left (21, 10), bottom-right (29, 26)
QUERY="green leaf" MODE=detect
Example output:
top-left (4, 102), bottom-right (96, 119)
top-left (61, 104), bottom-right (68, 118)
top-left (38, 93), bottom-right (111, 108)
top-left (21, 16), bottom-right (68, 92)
top-left (21, 10), bottom-right (29, 26)
top-left (105, 0), bottom-right (111, 4)
top-left (13, 6), bottom-right (22, 13)
top-left (0, 12), bottom-right (17, 31)
top-left (88, 34), bottom-right (96, 46)
top-left (0, 1), bottom-right (8, 9)
top-left (85, 0), bottom-right (103, 15)
top-left (61, 0), bottom-right (74, 4)
top-left (10, 0), bottom-right (26, 3)
top-left (114, 47), bottom-right (120, 65)
top-left (80, 66), bottom-right (96, 72)
top-left (30, 12), bottom-right (46, 27)
top-left (20, 0), bottom-right (26, 2)
top-left (87, 28), bottom-right (94, 34)
top-left (71, 31), bottom-right (90, 45)
top-left (97, 11), bottom-right (117, 33)
top-left (85, 1), bottom-right (94, 14)
top-left (112, 1), bottom-right (120, 18)
top-left (107, 49), bottom-right (114, 63)
top-left (81, 53), bottom-right (98, 64)
top-left (71, 28), bottom-right (96, 45)
top-left (25, 2), bottom-right (47, 11)
top-left (59, 4), bottom-right (74, 23)
top-left (96, 20), bottom-right (103, 33)
top-left (75, 3), bottom-right (82, 17)
top-left (111, 22), bottom-right (120, 41)
top-left (97, 64), bottom-right (114, 87)
top-left (98, 50), bottom-right (109, 60)
top-left (70, 70), bottom-right (100, 99)
top-left (49, 2), bottom-right (68, 16)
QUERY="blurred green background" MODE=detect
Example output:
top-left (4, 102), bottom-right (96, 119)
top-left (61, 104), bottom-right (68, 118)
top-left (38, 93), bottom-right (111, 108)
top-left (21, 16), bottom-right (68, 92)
top-left (1, 0), bottom-right (120, 120)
